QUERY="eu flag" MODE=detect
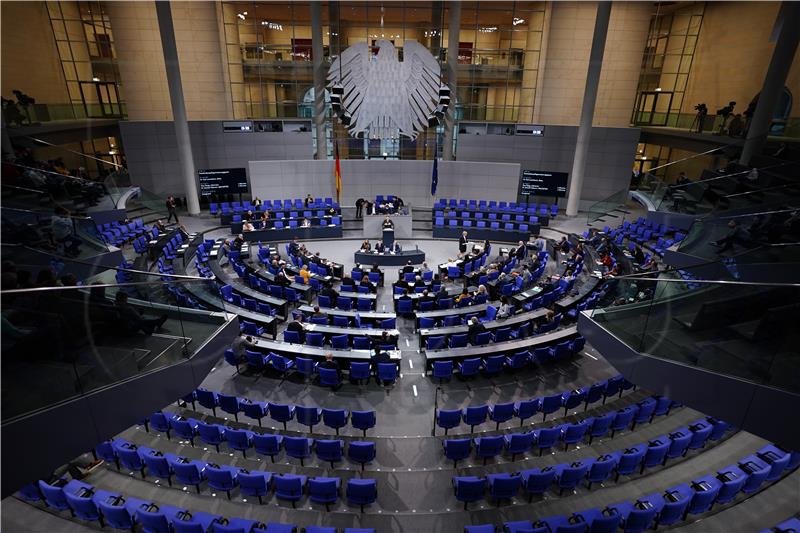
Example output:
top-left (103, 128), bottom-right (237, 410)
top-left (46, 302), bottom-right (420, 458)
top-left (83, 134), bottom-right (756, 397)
top-left (431, 156), bottom-right (438, 196)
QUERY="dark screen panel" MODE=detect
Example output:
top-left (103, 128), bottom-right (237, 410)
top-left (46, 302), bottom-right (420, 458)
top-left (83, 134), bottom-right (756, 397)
top-left (198, 168), bottom-right (249, 196)
top-left (520, 170), bottom-right (568, 197)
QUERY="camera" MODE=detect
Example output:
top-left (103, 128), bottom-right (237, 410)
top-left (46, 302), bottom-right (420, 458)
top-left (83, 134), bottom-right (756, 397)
top-left (694, 103), bottom-right (707, 112)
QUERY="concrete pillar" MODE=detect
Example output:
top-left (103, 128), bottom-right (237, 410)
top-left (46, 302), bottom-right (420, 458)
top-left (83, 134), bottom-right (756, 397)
top-left (442, 1), bottom-right (461, 161)
top-left (565, 2), bottom-right (611, 217)
top-left (155, 0), bottom-right (200, 215)
top-left (740, 2), bottom-right (800, 166)
top-left (311, 1), bottom-right (327, 160)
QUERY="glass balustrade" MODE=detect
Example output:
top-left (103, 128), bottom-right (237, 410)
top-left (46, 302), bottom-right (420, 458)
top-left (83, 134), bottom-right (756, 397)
top-left (1, 275), bottom-right (228, 420)
top-left (587, 188), bottom-right (629, 225)
top-left (588, 274), bottom-right (800, 394)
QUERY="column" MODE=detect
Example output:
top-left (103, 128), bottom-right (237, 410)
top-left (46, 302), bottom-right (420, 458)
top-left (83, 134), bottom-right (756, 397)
top-left (565, 1), bottom-right (611, 217)
top-left (740, 2), bottom-right (800, 166)
top-left (311, 1), bottom-right (327, 160)
top-left (442, 1), bottom-right (461, 161)
top-left (155, 0), bottom-right (200, 215)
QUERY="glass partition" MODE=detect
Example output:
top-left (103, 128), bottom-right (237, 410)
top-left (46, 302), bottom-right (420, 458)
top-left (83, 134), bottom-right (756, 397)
top-left (1, 276), bottom-right (228, 420)
top-left (589, 275), bottom-right (800, 393)
top-left (587, 188), bottom-right (629, 225)
top-left (0, 207), bottom-right (112, 259)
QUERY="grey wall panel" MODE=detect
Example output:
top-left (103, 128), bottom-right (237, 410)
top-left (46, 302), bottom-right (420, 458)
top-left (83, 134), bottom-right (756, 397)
top-left (247, 159), bottom-right (520, 207)
top-left (457, 125), bottom-right (639, 210)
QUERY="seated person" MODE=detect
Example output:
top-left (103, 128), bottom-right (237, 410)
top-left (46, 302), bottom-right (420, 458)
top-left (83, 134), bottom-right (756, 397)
top-left (299, 264), bottom-right (311, 284)
top-left (402, 260), bottom-right (415, 274)
top-left (301, 217), bottom-right (311, 228)
top-left (467, 316), bottom-right (486, 344)
top-left (370, 263), bottom-right (382, 274)
top-left (391, 241), bottom-right (402, 253)
top-left (497, 296), bottom-right (513, 318)
top-left (304, 194), bottom-right (314, 208)
top-left (310, 305), bottom-right (327, 322)
top-left (398, 288), bottom-right (413, 303)
top-left (243, 210), bottom-right (254, 221)
top-left (288, 238), bottom-right (300, 256)
top-left (455, 288), bottom-right (470, 305)
top-left (340, 274), bottom-right (355, 292)
top-left (242, 220), bottom-right (254, 232)
top-left (116, 292), bottom-right (167, 335)
top-left (319, 352), bottom-right (342, 387)
top-left (371, 345), bottom-right (393, 373)
top-left (360, 240), bottom-right (371, 252)
top-left (231, 332), bottom-right (256, 361)
top-left (320, 284), bottom-right (339, 302)
top-left (360, 275), bottom-right (374, 292)
top-left (374, 241), bottom-right (385, 253)
top-left (286, 314), bottom-right (305, 342)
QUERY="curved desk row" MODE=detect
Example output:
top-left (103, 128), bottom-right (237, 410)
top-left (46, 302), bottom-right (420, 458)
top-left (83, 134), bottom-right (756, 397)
top-left (353, 249), bottom-right (426, 266)
top-left (418, 307), bottom-right (551, 349)
top-left (239, 225), bottom-right (343, 242)
top-left (391, 287), bottom-right (462, 312)
top-left (250, 337), bottom-right (401, 366)
top-left (294, 304), bottom-right (395, 325)
top-left (423, 326), bottom-right (579, 370)
top-left (297, 323), bottom-right (400, 346)
top-left (433, 226), bottom-right (535, 244)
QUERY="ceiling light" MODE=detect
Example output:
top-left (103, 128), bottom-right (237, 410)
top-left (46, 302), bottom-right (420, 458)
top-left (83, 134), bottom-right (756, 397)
top-left (513, 17), bottom-right (525, 25)
top-left (92, 76), bottom-right (100, 82)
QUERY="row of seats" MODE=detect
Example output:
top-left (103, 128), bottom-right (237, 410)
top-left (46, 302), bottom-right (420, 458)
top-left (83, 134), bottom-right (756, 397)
top-left (283, 327), bottom-right (396, 348)
top-left (318, 294), bottom-right (375, 312)
top-left (237, 218), bottom-right (342, 229)
top-left (96, 218), bottom-right (150, 247)
top-left (435, 218), bottom-right (535, 232)
top-left (760, 515), bottom-right (800, 533)
top-left (425, 314), bottom-right (566, 352)
top-left (429, 336), bottom-right (584, 379)
top-left (96, 437), bottom-right (378, 492)
top-left (436, 211), bottom-right (545, 223)
top-left (181, 389), bottom-right (377, 435)
top-left (442, 396), bottom-right (697, 465)
top-left (450, 416), bottom-right (730, 504)
top-left (210, 197), bottom-right (338, 214)
top-left (221, 283), bottom-right (288, 312)
top-left (434, 198), bottom-right (558, 217)
top-left (22, 477), bottom-right (370, 533)
top-left (229, 349), bottom-right (401, 387)
top-left (434, 374), bottom-right (635, 434)
top-left (465, 443), bottom-right (799, 533)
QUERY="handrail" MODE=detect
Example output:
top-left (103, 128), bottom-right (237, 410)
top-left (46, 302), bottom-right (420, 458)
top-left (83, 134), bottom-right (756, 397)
top-left (664, 161), bottom-right (795, 191)
top-left (608, 273), bottom-right (800, 288)
top-left (724, 181), bottom-right (800, 199)
top-left (5, 161), bottom-right (96, 185)
top-left (0, 278), bottom-right (212, 296)
top-left (715, 207), bottom-right (799, 220)
top-left (25, 135), bottom-right (123, 169)
top-left (647, 143), bottom-right (732, 174)
top-left (0, 183), bottom-right (46, 195)
top-left (0, 205), bottom-right (93, 221)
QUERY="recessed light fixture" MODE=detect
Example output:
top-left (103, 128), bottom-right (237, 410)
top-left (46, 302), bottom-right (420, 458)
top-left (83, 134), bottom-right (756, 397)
top-left (513, 17), bottom-right (525, 25)
top-left (92, 77), bottom-right (100, 82)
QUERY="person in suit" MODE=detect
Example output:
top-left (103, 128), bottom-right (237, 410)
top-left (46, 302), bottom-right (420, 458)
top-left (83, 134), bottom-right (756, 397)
top-left (288, 237), bottom-right (300, 256)
top-left (285, 314), bottom-right (305, 342)
top-left (231, 332), bottom-right (256, 361)
top-left (398, 288), bottom-right (413, 304)
top-left (304, 194), bottom-right (314, 207)
top-left (311, 305), bottom-right (327, 321)
top-left (435, 285), bottom-right (448, 304)
top-left (319, 352), bottom-right (342, 384)
top-left (340, 274), bottom-right (355, 292)
top-left (371, 345), bottom-right (393, 372)
top-left (355, 198), bottom-right (365, 219)
top-left (375, 241), bottom-right (385, 253)
top-left (467, 316), bottom-right (486, 345)
top-left (459, 231), bottom-right (468, 254)
top-left (391, 241), bottom-right (402, 253)
top-left (320, 284), bottom-right (339, 302)
top-left (370, 263), bottom-right (382, 274)
top-left (515, 241), bottom-right (527, 261)
top-left (382, 216), bottom-right (394, 229)
top-left (402, 260), bottom-right (415, 274)
top-left (360, 275), bottom-right (373, 292)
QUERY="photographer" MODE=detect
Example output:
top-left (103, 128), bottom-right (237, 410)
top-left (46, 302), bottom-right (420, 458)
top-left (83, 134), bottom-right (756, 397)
top-left (693, 103), bottom-right (708, 133)
top-left (715, 101), bottom-right (736, 135)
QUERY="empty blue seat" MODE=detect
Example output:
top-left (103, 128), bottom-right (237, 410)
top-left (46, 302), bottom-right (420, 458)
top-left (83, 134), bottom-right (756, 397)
top-left (296, 405), bottom-right (322, 432)
top-left (274, 473), bottom-right (308, 507)
top-left (554, 460), bottom-right (590, 495)
top-left (437, 409), bottom-right (462, 435)
top-left (322, 408), bottom-right (350, 435)
top-left (487, 473), bottom-right (521, 503)
top-left (377, 363), bottom-right (398, 385)
top-left (488, 402), bottom-right (515, 430)
top-left (283, 437), bottom-right (314, 466)
top-left (351, 410), bottom-right (376, 437)
top-left (348, 441), bottom-right (376, 471)
top-left (474, 435), bottom-right (504, 465)
top-left (206, 463), bottom-right (239, 499)
top-left (316, 439), bottom-right (345, 468)
top-left (432, 360), bottom-right (453, 382)
top-left (308, 477), bottom-right (341, 510)
top-left (346, 478), bottom-right (377, 512)
top-left (268, 402), bottom-right (296, 430)
top-left (238, 469), bottom-right (272, 504)
top-left (587, 454), bottom-right (618, 489)
top-left (452, 476), bottom-right (485, 510)
top-left (253, 433), bottom-right (283, 463)
top-left (514, 399), bottom-right (539, 426)
top-left (462, 405), bottom-right (489, 432)
top-left (443, 438), bottom-right (472, 467)
top-left (520, 467), bottom-right (556, 502)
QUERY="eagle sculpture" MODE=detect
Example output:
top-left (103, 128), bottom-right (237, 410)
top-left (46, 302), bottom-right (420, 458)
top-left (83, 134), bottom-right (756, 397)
top-left (328, 39), bottom-right (442, 140)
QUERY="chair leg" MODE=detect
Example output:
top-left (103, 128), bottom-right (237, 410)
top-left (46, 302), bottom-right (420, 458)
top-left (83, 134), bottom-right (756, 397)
top-left (196, 484), bottom-right (201, 494)
top-left (258, 495), bottom-right (262, 504)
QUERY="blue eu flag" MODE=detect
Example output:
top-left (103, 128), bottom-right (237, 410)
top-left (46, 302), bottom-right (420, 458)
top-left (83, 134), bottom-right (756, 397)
top-left (431, 156), bottom-right (438, 196)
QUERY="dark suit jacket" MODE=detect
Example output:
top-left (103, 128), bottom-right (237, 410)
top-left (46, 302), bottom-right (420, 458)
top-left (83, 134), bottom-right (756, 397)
top-left (459, 236), bottom-right (468, 253)
top-left (468, 322), bottom-right (486, 343)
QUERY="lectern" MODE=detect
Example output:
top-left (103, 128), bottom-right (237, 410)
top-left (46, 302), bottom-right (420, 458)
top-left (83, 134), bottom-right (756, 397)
top-left (382, 228), bottom-right (395, 248)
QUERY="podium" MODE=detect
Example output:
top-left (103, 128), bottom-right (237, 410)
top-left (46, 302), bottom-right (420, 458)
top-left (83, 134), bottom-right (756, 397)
top-left (382, 228), bottom-right (395, 248)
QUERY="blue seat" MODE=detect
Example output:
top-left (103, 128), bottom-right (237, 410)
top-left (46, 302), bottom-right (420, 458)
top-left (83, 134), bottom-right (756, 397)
top-left (715, 465), bottom-right (748, 504)
top-left (443, 438), bottom-right (472, 467)
top-left (169, 457), bottom-right (206, 492)
top-left (348, 441), bottom-right (376, 471)
top-left (253, 433), bottom-right (283, 463)
top-left (514, 399), bottom-right (539, 426)
top-left (540, 393), bottom-right (562, 422)
top-left (196, 425), bottom-right (228, 457)
top-left (196, 389), bottom-right (219, 416)
top-left (306, 332), bottom-right (324, 347)
top-left (316, 439), bottom-right (345, 468)
top-left (238, 469), bottom-right (272, 504)
top-left (587, 412), bottom-right (616, 444)
top-left (587, 454), bottom-right (618, 489)
top-left (295, 357), bottom-right (318, 380)
top-left (610, 406), bottom-right (637, 437)
top-left (653, 484), bottom-right (692, 527)
top-left (474, 435), bottom-right (504, 464)
top-left (65, 492), bottom-right (103, 526)
top-left (427, 335), bottom-right (447, 350)
top-left (273, 473), bottom-right (308, 507)
top-left (269, 353), bottom-right (295, 379)
top-left (241, 401), bottom-right (268, 427)
top-left (520, 467), bottom-right (556, 502)
top-left (642, 437), bottom-right (670, 473)
top-left (452, 476), bottom-right (485, 510)
top-left (506, 350), bottom-right (529, 370)
top-left (246, 350), bottom-right (269, 373)
top-left (561, 421), bottom-right (589, 451)
top-left (487, 473), bottom-right (521, 503)
top-left (503, 432), bottom-right (534, 461)
top-left (458, 357), bottom-right (481, 378)
top-left (432, 360), bottom-right (453, 382)
top-left (377, 363), bottom-right (398, 385)
top-left (296, 405), bottom-right (323, 432)
top-left (308, 477), bottom-right (341, 510)
top-left (554, 460), bottom-right (590, 495)
top-left (346, 478), bottom-right (377, 512)
top-left (319, 367), bottom-right (341, 388)
top-left (534, 426), bottom-right (561, 456)
top-left (265, 402), bottom-right (295, 431)
top-left (610, 498), bottom-right (659, 533)
top-left (351, 410), bottom-right (376, 436)
top-left (482, 355), bottom-right (505, 375)
top-left (284, 436), bottom-right (314, 466)
top-left (437, 409), bottom-right (462, 435)
top-left (206, 463), bottom-right (239, 499)
top-left (217, 394), bottom-right (241, 422)
top-left (488, 402), bottom-right (514, 430)
top-left (321, 408), bottom-right (349, 435)
top-left (684, 474), bottom-right (722, 518)
top-left (98, 499), bottom-right (138, 530)
top-left (448, 334), bottom-right (467, 348)
top-left (561, 390), bottom-right (586, 417)
top-left (613, 444), bottom-right (647, 481)
top-left (350, 362), bottom-right (372, 384)
top-left (462, 404), bottom-right (489, 432)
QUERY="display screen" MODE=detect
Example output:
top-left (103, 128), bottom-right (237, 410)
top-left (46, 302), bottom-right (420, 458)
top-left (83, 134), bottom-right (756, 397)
top-left (198, 168), bottom-right (249, 196)
top-left (520, 170), bottom-right (568, 197)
